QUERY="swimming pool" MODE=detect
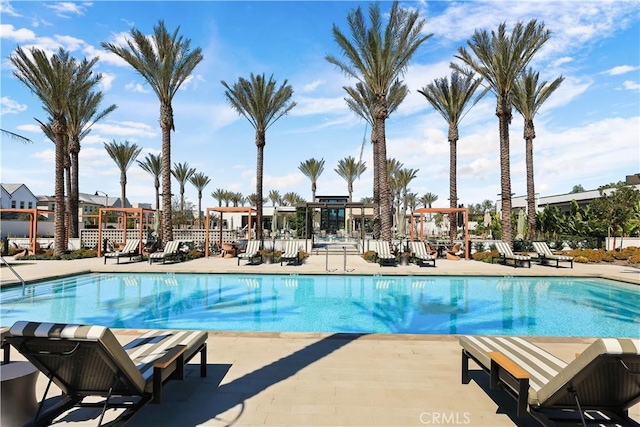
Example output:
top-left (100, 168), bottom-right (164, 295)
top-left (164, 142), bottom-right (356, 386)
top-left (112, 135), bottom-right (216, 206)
top-left (1, 273), bottom-right (638, 338)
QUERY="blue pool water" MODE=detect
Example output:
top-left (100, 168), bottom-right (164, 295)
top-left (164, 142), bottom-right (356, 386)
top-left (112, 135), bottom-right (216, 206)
top-left (1, 273), bottom-right (638, 338)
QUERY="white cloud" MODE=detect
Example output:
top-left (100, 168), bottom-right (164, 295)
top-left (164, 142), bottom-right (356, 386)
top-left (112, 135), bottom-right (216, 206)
top-left (603, 65), bottom-right (639, 76)
top-left (44, 2), bottom-right (88, 18)
top-left (1, 97), bottom-right (27, 115)
top-left (302, 79), bottom-right (324, 93)
top-left (0, 1), bottom-right (21, 17)
top-left (622, 80), bottom-right (640, 91)
top-left (16, 124), bottom-right (41, 133)
top-left (99, 72), bottom-right (115, 91)
top-left (125, 82), bottom-right (150, 94)
top-left (0, 24), bottom-right (36, 42)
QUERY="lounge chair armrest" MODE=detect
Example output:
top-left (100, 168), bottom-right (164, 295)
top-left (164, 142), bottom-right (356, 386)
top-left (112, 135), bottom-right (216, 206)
top-left (152, 345), bottom-right (187, 404)
top-left (153, 344), bottom-right (187, 369)
top-left (488, 351), bottom-right (530, 418)
top-left (488, 351), bottom-right (530, 380)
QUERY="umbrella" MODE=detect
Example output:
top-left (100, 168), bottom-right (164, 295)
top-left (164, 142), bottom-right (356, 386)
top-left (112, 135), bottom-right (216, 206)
top-left (516, 209), bottom-right (526, 240)
top-left (272, 208), bottom-right (277, 234)
top-left (483, 209), bottom-right (491, 228)
top-left (153, 210), bottom-right (160, 239)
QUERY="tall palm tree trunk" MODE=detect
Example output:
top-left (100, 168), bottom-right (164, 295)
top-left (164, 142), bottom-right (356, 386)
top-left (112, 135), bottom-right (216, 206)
top-left (53, 120), bottom-right (67, 255)
top-left (497, 96), bottom-right (513, 246)
top-left (120, 171), bottom-right (127, 214)
top-left (372, 128), bottom-right (380, 239)
top-left (374, 108), bottom-right (392, 241)
top-left (64, 154), bottom-right (72, 241)
top-left (255, 130), bottom-right (266, 240)
top-left (449, 128), bottom-right (458, 242)
top-left (525, 122), bottom-right (536, 239)
top-left (70, 147), bottom-right (80, 238)
top-left (197, 192), bottom-right (202, 228)
top-left (160, 105), bottom-right (173, 243)
top-left (154, 180), bottom-right (160, 211)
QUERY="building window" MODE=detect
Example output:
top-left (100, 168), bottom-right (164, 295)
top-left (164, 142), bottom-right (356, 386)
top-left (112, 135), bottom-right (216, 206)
top-left (11, 201), bottom-right (16, 208)
top-left (19, 201), bottom-right (25, 208)
top-left (28, 202), bottom-right (33, 208)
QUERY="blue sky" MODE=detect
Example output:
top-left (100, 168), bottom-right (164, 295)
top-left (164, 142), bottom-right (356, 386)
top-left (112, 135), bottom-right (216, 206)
top-left (1, 0), bottom-right (639, 211)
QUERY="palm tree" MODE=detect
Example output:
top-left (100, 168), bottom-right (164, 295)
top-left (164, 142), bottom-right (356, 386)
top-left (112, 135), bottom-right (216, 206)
top-left (512, 68), bottom-right (564, 239)
top-left (103, 140), bottom-right (142, 211)
top-left (221, 73), bottom-right (296, 240)
top-left (282, 192), bottom-right (305, 206)
top-left (171, 162), bottom-right (195, 214)
top-left (335, 156), bottom-right (367, 232)
top-left (137, 153), bottom-right (162, 210)
top-left (344, 81), bottom-right (408, 239)
top-left (420, 192), bottom-right (439, 209)
top-left (9, 47), bottom-right (93, 255)
top-left (454, 20), bottom-right (550, 247)
top-left (299, 158), bottom-right (325, 202)
top-left (102, 20), bottom-right (203, 242)
top-left (1, 129), bottom-right (32, 143)
top-left (268, 190), bottom-right (281, 207)
top-left (189, 171), bottom-right (211, 228)
top-left (327, 0), bottom-right (431, 241)
top-left (395, 168), bottom-right (419, 236)
top-left (66, 86), bottom-right (117, 238)
top-left (211, 188), bottom-right (226, 207)
top-left (247, 193), bottom-right (266, 208)
top-left (418, 71), bottom-right (485, 241)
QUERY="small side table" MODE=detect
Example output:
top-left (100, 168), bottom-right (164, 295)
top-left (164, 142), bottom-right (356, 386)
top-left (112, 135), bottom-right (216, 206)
top-left (1, 361), bottom-right (39, 427)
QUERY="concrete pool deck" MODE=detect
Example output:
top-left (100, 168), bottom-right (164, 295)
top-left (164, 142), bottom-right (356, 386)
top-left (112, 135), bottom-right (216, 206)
top-left (1, 254), bottom-right (639, 426)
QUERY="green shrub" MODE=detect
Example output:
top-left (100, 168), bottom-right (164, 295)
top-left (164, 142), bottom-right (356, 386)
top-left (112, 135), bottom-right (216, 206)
top-left (363, 250), bottom-right (377, 262)
top-left (575, 256), bottom-right (589, 263)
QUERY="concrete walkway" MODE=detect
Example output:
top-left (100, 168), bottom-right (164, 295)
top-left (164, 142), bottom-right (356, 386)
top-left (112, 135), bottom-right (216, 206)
top-left (1, 253), bottom-right (638, 426)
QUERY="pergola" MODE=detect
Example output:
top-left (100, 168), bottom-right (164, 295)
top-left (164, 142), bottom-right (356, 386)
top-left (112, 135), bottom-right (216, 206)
top-left (96, 207), bottom-right (155, 257)
top-left (410, 207), bottom-right (470, 260)
top-left (204, 206), bottom-right (256, 258)
top-left (0, 208), bottom-right (55, 254)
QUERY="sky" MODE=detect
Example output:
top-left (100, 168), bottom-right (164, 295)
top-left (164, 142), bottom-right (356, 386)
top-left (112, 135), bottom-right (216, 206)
top-left (1, 0), bottom-right (639, 212)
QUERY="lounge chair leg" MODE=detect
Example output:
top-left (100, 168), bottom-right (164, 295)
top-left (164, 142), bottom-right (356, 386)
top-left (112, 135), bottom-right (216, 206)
top-left (200, 343), bottom-right (207, 377)
top-left (461, 350), bottom-right (470, 384)
top-left (571, 389), bottom-right (587, 427)
top-left (97, 380), bottom-right (117, 427)
top-left (32, 374), bottom-right (55, 426)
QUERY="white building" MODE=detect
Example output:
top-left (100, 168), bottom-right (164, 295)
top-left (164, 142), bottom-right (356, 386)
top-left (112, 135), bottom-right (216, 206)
top-left (0, 183), bottom-right (38, 210)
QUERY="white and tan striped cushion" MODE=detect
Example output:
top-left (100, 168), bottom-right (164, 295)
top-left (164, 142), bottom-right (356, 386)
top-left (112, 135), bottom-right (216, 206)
top-left (122, 329), bottom-right (208, 392)
top-left (536, 338), bottom-right (640, 408)
top-left (149, 240), bottom-right (180, 259)
top-left (459, 335), bottom-right (567, 404)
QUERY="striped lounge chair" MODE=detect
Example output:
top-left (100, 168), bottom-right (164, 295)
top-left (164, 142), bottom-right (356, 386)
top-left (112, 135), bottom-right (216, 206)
top-left (495, 241), bottom-right (531, 268)
top-left (409, 241), bottom-right (436, 267)
top-left (149, 240), bottom-right (183, 265)
top-left (237, 240), bottom-right (261, 265)
top-left (459, 335), bottom-right (640, 426)
top-left (1, 326), bottom-right (10, 364)
top-left (532, 241), bottom-right (574, 268)
top-left (375, 240), bottom-right (396, 266)
top-left (280, 240), bottom-right (300, 266)
top-left (104, 239), bottom-right (141, 264)
top-left (6, 321), bottom-right (208, 426)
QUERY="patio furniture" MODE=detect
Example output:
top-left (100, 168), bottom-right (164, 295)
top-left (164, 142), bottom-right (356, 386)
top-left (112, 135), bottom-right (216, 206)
top-left (6, 321), bottom-right (208, 427)
top-left (446, 243), bottom-right (464, 260)
top-left (149, 240), bottom-right (183, 265)
top-left (375, 240), bottom-right (396, 266)
top-left (532, 241), bottom-right (574, 268)
top-left (459, 335), bottom-right (640, 426)
top-left (237, 240), bottom-right (261, 265)
top-left (280, 240), bottom-right (300, 265)
top-left (409, 241), bottom-right (436, 267)
top-left (495, 241), bottom-right (531, 268)
top-left (103, 239), bottom-right (141, 264)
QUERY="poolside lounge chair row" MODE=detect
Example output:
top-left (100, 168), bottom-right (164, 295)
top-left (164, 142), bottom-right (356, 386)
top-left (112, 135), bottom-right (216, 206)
top-left (238, 240), bottom-right (302, 266)
top-left (459, 335), bottom-right (640, 426)
top-left (494, 241), bottom-right (573, 269)
top-left (4, 321), bottom-right (208, 426)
